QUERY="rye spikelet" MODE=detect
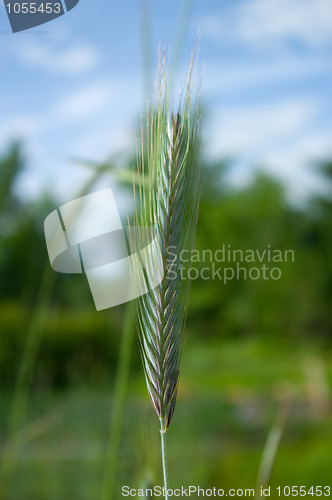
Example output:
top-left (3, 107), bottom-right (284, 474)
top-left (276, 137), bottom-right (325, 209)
top-left (133, 48), bottom-right (202, 440)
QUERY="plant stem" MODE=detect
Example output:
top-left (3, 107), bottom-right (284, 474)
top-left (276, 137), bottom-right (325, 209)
top-left (101, 305), bottom-right (135, 500)
top-left (0, 264), bottom-right (55, 495)
top-left (160, 421), bottom-right (169, 500)
top-left (256, 403), bottom-right (288, 496)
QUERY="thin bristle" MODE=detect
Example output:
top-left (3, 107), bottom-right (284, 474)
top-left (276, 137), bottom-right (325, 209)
top-left (133, 48), bottom-right (202, 433)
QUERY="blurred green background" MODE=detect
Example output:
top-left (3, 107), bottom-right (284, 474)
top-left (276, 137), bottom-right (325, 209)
top-left (0, 143), bottom-right (331, 499)
top-left (1, 0), bottom-right (332, 499)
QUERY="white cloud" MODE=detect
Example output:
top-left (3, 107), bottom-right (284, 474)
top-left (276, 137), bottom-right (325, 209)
top-left (260, 129), bottom-right (332, 201)
top-left (206, 96), bottom-right (332, 200)
top-left (53, 80), bottom-right (114, 122)
top-left (0, 115), bottom-right (40, 142)
top-left (0, 79), bottom-right (116, 145)
top-left (0, 72), bottom-right (143, 201)
top-left (200, 0), bottom-right (332, 49)
top-left (15, 39), bottom-right (101, 74)
top-left (207, 97), bottom-right (319, 157)
top-left (203, 54), bottom-right (332, 97)
top-left (196, 0), bottom-right (332, 201)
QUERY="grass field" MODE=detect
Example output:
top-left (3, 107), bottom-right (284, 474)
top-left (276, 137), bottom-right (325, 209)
top-left (1, 337), bottom-right (331, 499)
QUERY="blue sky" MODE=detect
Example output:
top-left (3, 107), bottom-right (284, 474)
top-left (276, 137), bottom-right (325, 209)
top-left (0, 0), bottom-right (331, 204)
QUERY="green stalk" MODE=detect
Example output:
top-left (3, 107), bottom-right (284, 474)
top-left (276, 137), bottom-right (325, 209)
top-left (256, 404), bottom-right (288, 495)
top-left (140, 0), bottom-right (153, 100)
top-left (0, 265), bottom-right (55, 495)
top-left (160, 422), bottom-right (169, 500)
top-left (173, 0), bottom-right (195, 75)
top-left (101, 305), bottom-right (135, 500)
